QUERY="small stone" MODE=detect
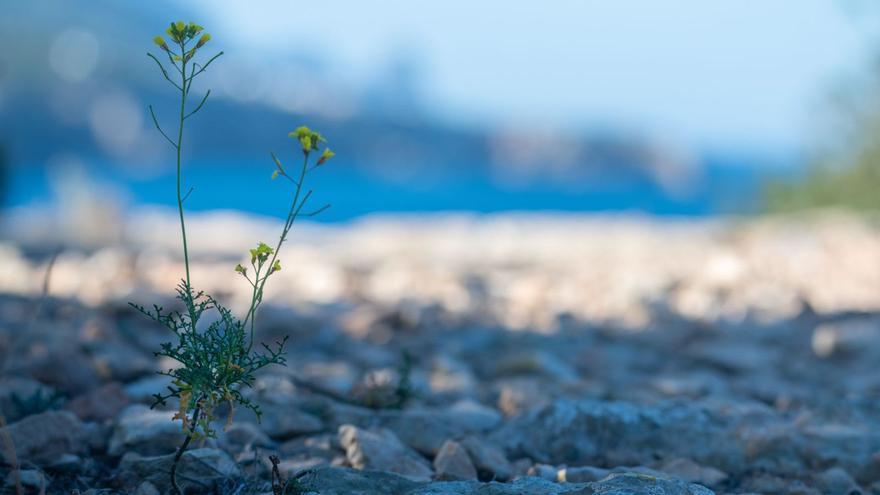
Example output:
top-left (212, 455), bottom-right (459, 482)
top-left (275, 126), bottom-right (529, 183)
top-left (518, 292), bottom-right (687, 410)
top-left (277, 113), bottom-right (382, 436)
top-left (0, 411), bottom-right (90, 466)
top-left (460, 435), bottom-right (513, 481)
top-left (337, 424), bottom-right (433, 481)
top-left (118, 448), bottom-right (241, 493)
top-left (658, 458), bottom-right (728, 487)
top-left (815, 466), bottom-right (860, 495)
top-left (66, 382), bottom-right (130, 422)
top-left (252, 402), bottom-right (325, 439)
top-left (221, 421), bottom-right (273, 449)
top-left (559, 465), bottom-right (611, 482)
top-left (108, 405), bottom-right (185, 456)
top-left (433, 440), bottom-right (478, 481)
top-left (594, 472), bottom-right (715, 495)
top-left (527, 463), bottom-right (558, 481)
top-left (5, 469), bottom-right (47, 490)
top-left (134, 481), bottom-right (161, 495)
top-left (123, 375), bottom-right (173, 404)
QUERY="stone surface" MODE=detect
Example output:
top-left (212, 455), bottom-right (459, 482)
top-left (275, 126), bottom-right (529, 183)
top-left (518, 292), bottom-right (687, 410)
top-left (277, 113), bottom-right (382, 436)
top-left (66, 382), bottom-right (130, 422)
top-left (108, 405), bottom-right (185, 456)
top-left (434, 440), bottom-right (478, 481)
top-left (493, 399), bottom-right (741, 471)
top-left (0, 410), bottom-right (90, 465)
top-left (117, 448), bottom-right (241, 493)
top-left (4, 469), bottom-right (47, 490)
top-left (657, 458), bottom-right (728, 487)
top-left (294, 467), bottom-right (715, 495)
top-left (338, 424), bottom-right (433, 481)
top-left (252, 401), bottom-right (325, 439)
top-left (3, 213), bottom-right (880, 492)
top-left (460, 435), bottom-right (514, 481)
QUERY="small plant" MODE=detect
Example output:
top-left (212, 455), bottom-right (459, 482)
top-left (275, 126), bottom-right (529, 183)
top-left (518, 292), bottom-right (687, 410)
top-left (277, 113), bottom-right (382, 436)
top-left (132, 21), bottom-right (334, 495)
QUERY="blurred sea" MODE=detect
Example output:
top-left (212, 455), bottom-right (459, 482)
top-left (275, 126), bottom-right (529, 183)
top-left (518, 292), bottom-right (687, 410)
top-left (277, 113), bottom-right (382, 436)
top-left (5, 155), bottom-right (782, 222)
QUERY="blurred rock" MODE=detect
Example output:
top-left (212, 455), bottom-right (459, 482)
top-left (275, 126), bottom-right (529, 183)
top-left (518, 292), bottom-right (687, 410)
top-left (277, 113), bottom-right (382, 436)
top-left (0, 410), bottom-right (90, 466)
top-left (460, 435), bottom-right (513, 481)
top-left (656, 458), bottom-right (728, 487)
top-left (295, 466), bottom-right (715, 494)
top-left (434, 440), bottom-right (478, 481)
top-left (67, 382), bottom-right (129, 422)
top-left (250, 401), bottom-right (324, 439)
top-left (493, 399), bottom-right (742, 470)
top-left (815, 466), bottom-right (861, 495)
top-left (4, 469), bottom-right (46, 491)
top-left (108, 405), bottom-right (185, 456)
top-left (6, 344), bottom-right (102, 395)
top-left (338, 424), bottom-right (433, 481)
top-left (117, 448), bottom-right (240, 493)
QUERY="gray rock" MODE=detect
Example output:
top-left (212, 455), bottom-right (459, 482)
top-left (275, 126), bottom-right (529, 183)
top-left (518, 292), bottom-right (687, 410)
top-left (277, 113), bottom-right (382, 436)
top-left (493, 399), bottom-right (740, 471)
top-left (88, 340), bottom-right (155, 381)
top-left (381, 407), bottom-right (499, 456)
top-left (256, 403), bottom-right (325, 439)
top-left (558, 466), bottom-right (610, 483)
top-left (493, 351), bottom-right (579, 383)
top-left (815, 467), bottom-right (861, 495)
top-left (0, 410), bottom-right (90, 465)
top-left (448, 400), bottom-right (503, 431)
top-left (134, 481), bottom-right (161, 495)
top-left (591, 472), bottom-right (715, 495)
top-left (108, 405), bottom-right (185, 456)
top-left (123, 375), bottom-right (173, 404)
top-left (657, 458), bottom-right (728, 487)
top-left (220, 421), bottom-right (273, 450)
top-left (496, 378), bottom-right (551, 417)
top-left (434, 440), bottom-right (478, 481)
top-left (296, 467), bottom-right (422, 495)
top-left (295, 467), bottom-right (716, 494)
top-left (66, 382), bottom-right (130, 422)
top-left (527, 463), bottom-right (558, 481)
top-left (117, 448), bottom-right (241, 493)
top-left (460, 436), bottom-right (514, 481)
top-left (6, 344), bottom-right (102, 395)
top-left (338, 424), bottom-right (433, 481)
top-left (4, 469), bottom-right (47, 491)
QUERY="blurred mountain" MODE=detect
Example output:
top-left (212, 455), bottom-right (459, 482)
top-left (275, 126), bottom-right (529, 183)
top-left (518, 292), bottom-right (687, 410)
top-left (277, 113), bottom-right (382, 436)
top-left (0, 0), bottom-right (775, 217)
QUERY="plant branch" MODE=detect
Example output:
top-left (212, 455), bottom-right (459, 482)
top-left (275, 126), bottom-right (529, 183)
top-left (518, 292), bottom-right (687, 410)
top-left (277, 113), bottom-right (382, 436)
top-left (149, 106), bottom-right (178, 148)
top-left (303, 203), bottom-right (331, 217)
top-left (188, 51), bottom-right (224, 83)
top-left (184, 89), bottom-right (211, 120)
top-left (148, 52), bottom-right (183, 90)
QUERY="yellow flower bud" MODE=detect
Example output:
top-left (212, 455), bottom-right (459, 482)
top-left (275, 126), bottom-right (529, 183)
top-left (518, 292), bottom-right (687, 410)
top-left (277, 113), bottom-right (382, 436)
top-left (299, 135), bottom-right (311, 153)
top-left (153, 36), bottom-right (169, 51)
top-left (271, 170), bottom-right (280, 180)
top-left (289, 126), bottom-right (311, 140)
top-left (196, 33), bottom-right (211, 48)
top-left (317, 148), bottom-right (335, 166)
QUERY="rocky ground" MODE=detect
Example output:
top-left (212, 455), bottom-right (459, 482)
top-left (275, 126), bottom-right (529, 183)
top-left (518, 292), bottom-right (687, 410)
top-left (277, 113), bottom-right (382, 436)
top-left (1, 212), bottom-right (880, 494)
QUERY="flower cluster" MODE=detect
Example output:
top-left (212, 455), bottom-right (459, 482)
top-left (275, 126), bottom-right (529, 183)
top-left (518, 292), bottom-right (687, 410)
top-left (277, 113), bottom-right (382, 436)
top-left (272, 126), bottom-right (335, 181)
top-left (153, 21), bottom-right (212, 63)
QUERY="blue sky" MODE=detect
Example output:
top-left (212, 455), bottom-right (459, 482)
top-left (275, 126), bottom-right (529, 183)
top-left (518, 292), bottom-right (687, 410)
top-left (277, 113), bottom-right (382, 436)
top-left (194, 2), bottom-right (870, 153)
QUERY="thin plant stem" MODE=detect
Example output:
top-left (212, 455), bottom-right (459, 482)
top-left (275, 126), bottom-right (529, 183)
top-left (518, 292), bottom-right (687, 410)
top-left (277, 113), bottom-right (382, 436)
top-left (176, 40), bottom-right (192, 290)
top-left (241, 153), bottom-right (311, 348)
top-left (171, 403), bottom-right (202, 495)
